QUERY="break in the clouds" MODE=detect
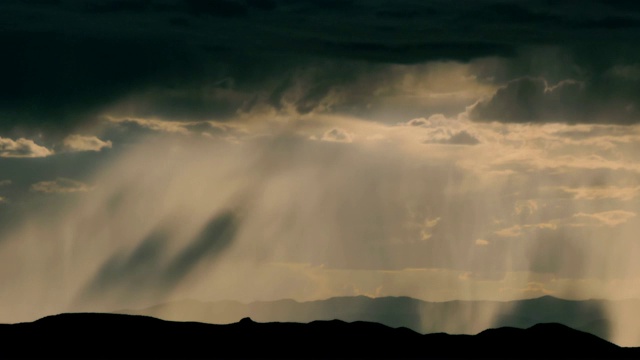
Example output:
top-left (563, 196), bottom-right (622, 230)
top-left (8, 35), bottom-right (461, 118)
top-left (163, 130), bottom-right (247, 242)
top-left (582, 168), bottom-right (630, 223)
top-left (3, 0), bottom-right (640, 348)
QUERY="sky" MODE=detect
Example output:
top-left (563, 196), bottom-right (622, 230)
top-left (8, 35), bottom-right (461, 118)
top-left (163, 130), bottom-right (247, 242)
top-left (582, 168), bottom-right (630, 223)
top-left (2, 0), bottom-right (640, 344)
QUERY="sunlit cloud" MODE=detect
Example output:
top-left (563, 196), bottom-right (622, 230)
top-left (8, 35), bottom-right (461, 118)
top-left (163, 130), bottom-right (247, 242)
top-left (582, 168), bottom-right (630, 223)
top-left (514, 200), bottom-right (539, 216)
top-left (418, 217), bottom-right (441, 241)
top-left (0, 137), bottom-right (53, 158)
top-left (63, 135), bottom-right (112, 152)
top-left (107, 117), bottom-right (192, 134)
top-left (475, 239), bottom-right (490, 246)
top-left (494, 223), bottom-right (557, 238)
top-left (572, 211), bottom-right (636, 227)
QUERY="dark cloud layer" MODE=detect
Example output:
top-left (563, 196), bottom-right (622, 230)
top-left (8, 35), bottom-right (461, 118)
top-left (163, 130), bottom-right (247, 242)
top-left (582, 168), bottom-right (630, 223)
top-left (470, 74), bottom-right (640, 124)
top-left (1, 0), bottom-right (640, 135)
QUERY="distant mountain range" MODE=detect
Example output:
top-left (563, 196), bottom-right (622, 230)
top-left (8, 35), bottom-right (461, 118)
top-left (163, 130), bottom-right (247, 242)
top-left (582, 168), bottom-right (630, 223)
top-left (117, 295), bottom-right (638, 343)
top-left (1, 313), bottom-right (634, 358)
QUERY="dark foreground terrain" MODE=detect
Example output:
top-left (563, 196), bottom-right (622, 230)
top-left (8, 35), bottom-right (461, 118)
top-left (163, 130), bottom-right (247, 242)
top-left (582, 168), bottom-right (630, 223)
top-left (1, 313), bottom-right (637, 358)
top-left (119, 295), bottom-right (620, 341)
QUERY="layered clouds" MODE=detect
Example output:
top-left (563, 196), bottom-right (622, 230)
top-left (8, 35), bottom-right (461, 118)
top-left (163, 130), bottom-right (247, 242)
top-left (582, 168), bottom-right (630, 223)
top-left (2, 0), bottom-right (640, 136)
top-left (468, 75), bottom-right (640, 124)
top-left (2, 0), bottom-right (640, 347)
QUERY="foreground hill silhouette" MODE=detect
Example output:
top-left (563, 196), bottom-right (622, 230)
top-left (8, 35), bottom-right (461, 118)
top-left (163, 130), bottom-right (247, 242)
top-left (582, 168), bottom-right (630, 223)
top-left (119, 295), bottom-right (628, 341)
top-left (1, 313), bottom-right (637, 358)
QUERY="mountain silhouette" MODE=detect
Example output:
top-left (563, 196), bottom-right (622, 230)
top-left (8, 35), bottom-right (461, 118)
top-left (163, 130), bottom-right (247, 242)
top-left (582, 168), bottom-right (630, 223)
top-left (1, 313), bottom-right (637, 358)
top-left (117, 295), bottom-right (624, 341)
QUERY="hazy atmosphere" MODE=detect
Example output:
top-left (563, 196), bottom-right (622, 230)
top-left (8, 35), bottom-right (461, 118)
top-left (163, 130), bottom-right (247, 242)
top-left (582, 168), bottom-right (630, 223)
top-left (2, 0), bottom-right (640, 346)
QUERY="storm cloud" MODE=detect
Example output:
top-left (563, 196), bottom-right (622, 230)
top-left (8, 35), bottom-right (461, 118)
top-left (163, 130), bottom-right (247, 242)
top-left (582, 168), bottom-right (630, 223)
top-left (469, 75), bottom-right (640, 124)
top-left (2, 0), bottom-right (640, 138)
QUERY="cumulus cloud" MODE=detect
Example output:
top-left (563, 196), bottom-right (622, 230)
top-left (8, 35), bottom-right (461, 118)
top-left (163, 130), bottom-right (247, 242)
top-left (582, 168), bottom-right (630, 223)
top-left (30, 178), bottom-right (92, 194)
top-left (0, 137), bottom-right (53, 158)
top-left (63, 134), bottom-right (112, 152)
